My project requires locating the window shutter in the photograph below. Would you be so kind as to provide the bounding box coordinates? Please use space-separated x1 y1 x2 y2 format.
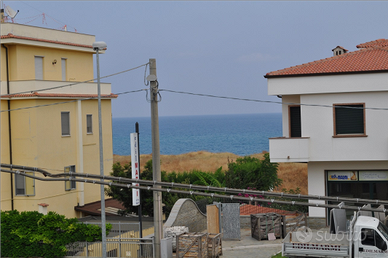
335 105 364 134
61 58 67 81
35 56 43 80
25 172 35 196
290 106 301 137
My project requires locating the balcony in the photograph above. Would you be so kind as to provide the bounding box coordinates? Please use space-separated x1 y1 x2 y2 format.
269 137 310 163
1 80 111 96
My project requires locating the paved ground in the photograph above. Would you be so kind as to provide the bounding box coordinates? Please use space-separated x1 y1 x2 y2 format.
221 228 282 258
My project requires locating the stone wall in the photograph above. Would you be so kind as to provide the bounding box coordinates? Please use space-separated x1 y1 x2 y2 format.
164 198 207 232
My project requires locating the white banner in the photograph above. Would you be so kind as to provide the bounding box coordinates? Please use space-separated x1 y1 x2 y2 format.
130 133 140 206
359 171 388 181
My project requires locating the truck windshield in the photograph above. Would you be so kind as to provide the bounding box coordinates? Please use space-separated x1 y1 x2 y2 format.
378 222 388 241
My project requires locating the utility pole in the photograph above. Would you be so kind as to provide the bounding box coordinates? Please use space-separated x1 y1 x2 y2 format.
148 59 163 258
93 41 107 258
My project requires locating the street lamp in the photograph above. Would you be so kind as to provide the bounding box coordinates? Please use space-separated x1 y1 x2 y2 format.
93 41 107 258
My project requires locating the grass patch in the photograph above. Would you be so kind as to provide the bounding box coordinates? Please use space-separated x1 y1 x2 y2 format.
114 151 308 194
271 253 287 258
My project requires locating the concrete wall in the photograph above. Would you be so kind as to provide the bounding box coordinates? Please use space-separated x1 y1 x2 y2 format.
164 198 207 232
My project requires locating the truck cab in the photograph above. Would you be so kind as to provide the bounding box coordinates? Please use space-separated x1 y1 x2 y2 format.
352 216 388 257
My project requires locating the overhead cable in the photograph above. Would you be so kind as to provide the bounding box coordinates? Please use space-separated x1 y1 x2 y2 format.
159 89 388 111
0 62 149 97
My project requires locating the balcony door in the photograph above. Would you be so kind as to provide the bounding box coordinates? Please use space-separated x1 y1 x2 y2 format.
289 105 301 137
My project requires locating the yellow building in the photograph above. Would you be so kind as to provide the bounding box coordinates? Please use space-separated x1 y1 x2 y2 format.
1 22 116 218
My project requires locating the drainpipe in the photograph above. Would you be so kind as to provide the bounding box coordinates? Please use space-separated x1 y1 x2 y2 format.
2 44 14 210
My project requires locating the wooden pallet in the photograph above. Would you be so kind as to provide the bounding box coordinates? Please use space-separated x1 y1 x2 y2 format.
207 233 222 258
176 232 208 258
251 212 284 240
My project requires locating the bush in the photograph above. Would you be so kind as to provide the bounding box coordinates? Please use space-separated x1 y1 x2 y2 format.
225 153 282 191
1 210 111 258
106 160 225 217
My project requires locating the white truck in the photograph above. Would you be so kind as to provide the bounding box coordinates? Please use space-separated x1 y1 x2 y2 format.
282 212 388 257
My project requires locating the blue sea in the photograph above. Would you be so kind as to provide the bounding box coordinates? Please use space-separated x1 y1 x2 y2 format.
112 113 282 156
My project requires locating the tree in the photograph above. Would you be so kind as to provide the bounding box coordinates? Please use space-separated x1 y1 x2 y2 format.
224 153 282 191
1 210 111 258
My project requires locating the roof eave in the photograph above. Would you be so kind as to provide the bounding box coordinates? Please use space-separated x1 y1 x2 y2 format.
264 69 388 79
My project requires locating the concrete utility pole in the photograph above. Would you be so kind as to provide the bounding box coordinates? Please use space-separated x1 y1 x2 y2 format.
93 41 107 258
149 59 163 258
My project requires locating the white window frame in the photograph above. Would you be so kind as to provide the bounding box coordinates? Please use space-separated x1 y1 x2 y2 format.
86 114 93 134
65 165 76 191
61 111 70 136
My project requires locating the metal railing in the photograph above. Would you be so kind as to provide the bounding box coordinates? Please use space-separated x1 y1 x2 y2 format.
66 222 154 258
66 238 154 258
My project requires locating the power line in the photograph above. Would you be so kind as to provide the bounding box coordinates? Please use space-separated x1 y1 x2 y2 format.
0 62 149 97
159 89 388 111
3 86 388 113
0 89 147 113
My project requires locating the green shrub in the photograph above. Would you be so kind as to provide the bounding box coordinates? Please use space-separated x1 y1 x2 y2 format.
225 153 282 191
1 210 111 258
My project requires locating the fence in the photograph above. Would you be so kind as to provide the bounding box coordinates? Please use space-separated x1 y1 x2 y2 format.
66 222 155 258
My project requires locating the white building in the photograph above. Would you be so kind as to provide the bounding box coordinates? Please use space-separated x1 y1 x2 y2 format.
265 39 388 220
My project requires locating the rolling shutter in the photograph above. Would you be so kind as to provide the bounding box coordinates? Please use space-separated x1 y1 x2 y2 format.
335 105 364 134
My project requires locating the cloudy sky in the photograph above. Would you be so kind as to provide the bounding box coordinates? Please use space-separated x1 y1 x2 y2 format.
4 1 388 118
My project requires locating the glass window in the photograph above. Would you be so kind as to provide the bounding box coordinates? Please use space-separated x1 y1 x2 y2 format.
15 172 35 196
334 104 365 135
61 112 70 136
65 165 76 190
289 105 301 137
86 114 93 134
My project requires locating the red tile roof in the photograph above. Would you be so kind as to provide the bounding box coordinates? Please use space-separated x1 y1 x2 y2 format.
356 39 388 48
265 39 388 78
1 92 118 99
1 33 95 49
240 204 298 216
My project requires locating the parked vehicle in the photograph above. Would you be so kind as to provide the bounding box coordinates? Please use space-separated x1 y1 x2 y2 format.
282 211 388 257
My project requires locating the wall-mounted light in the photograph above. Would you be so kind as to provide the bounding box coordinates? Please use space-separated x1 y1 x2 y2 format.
52 59 57 65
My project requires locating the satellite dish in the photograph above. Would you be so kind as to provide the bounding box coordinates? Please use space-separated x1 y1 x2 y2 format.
5 5 19 19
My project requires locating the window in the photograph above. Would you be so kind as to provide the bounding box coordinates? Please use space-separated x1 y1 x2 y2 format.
35 56 43 80
61 58 67 81
15 172 35 196
289 105 301 137
61 112 70 136
361 228 385 248
334 104 365 136
86 114 93 134
65 165 76 190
